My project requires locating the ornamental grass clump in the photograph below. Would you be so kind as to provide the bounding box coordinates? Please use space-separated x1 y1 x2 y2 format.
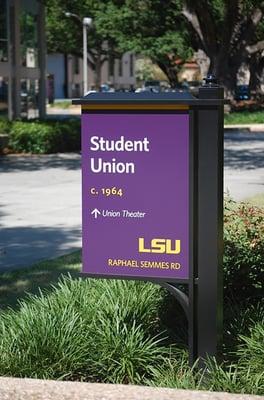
237 321 264 391
0 198 263 393
0 277 170 383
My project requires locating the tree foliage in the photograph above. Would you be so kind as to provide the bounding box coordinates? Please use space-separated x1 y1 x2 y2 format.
96 0 264 93
45 0 119 87
96 0 193 86
183 0 264 95
45 0 264 94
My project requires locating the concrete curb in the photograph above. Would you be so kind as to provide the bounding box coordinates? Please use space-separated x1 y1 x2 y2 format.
224 124 264 133
0 378 262 400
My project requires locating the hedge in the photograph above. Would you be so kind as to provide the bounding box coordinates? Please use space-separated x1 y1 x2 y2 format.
5 119 80 153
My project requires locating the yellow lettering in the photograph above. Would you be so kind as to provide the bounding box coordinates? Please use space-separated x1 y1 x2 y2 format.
151 239 166 253
138 238 181 255
166 240 181 254
139 237 151 253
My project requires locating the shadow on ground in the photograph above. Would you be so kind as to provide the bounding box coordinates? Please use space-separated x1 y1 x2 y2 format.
0 153 81 173
224 148 264 170
224 132 264 170
0 251 82 311
0 225 81 272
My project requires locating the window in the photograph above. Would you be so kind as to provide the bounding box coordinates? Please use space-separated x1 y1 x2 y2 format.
130 54 134 77
108 55 114 78
20 79 39 118
72 83 80 98
118 57 123 77
20 1 38 68
0 76 8 116
0 0 8 62
74 56 79 74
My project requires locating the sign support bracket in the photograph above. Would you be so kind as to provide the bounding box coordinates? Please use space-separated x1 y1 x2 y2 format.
158 282 189 318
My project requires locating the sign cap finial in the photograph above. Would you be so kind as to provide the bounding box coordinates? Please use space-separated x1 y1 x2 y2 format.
204 74 218 86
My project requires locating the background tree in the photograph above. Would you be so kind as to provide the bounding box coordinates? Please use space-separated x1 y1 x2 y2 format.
97 0 264 96
45 0 119 89
182 0 264 97
96 0 193 88
46 0 264 96
248 17 264 97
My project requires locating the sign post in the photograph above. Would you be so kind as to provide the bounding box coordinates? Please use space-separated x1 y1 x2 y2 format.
73 82 224 364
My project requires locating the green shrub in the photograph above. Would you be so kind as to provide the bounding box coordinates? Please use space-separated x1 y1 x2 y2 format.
56 119 81 152
0 118 11 134
9 121 57 153
8 119 80 153
224 111 264 125
224 198 264 298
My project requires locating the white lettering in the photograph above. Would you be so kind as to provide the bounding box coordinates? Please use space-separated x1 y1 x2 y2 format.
91 158 135 174
90 136 100 151
90 136 149 152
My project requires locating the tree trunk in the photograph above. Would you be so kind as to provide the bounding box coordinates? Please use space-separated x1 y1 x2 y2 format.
157 60 180 88
249 53 264 99
207 52 242 99
94 55 102 90
182 1 264 100
194 49 210 80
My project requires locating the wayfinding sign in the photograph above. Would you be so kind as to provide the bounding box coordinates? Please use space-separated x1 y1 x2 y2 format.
75 86 224 366
82 113 189 281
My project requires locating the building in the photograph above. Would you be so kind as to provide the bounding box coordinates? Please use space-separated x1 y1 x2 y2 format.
47 51 136 99
0 0 46 119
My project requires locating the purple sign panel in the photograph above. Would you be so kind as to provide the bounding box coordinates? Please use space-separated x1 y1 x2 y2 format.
82 113 189 280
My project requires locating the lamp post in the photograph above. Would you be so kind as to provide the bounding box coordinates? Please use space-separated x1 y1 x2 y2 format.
82 17 92 95
64 12 92 95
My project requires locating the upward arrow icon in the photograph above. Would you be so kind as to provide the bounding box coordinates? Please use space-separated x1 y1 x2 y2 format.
91 208 101 219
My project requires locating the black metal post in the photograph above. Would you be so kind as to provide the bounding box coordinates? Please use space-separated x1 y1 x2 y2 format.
188 109 198 366
196 77 224 361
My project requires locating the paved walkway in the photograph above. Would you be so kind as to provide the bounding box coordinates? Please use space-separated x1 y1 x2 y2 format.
0 131 263 272
224 131 264 200
0 153 81 271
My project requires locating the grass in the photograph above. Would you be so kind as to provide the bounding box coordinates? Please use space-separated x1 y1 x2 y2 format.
49 101 72 109
244 193 264 208
0 251 81 311
224 110 264 125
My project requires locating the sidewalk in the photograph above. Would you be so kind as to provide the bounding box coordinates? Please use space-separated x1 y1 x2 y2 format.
0 153 81 271
0 129 263 272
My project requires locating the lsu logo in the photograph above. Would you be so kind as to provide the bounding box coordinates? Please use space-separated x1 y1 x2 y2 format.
138 238 181 254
